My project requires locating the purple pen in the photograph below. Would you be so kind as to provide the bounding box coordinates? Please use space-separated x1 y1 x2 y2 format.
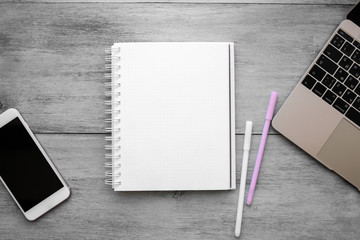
246 91 278 205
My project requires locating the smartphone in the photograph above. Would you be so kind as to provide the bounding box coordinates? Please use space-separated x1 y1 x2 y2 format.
0 108 70 221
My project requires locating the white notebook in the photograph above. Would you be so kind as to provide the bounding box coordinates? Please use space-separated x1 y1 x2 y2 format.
105 42 235 191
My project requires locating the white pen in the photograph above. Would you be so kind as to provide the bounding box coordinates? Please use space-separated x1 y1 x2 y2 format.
235 121 253 238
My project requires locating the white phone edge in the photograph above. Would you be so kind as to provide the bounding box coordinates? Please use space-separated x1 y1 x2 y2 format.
0 108 71 221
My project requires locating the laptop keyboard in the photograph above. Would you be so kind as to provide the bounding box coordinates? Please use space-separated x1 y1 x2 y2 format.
302 29 360 127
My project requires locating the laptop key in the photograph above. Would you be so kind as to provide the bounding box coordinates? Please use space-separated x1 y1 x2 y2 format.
343 90 356 104
322 74 336 88
333 82 346 96
339 56 353 70
353 97 360 111
331 34 345 49
354 40 360 49
322 90 337 105
338 29 353 42
333 98 349 114
334 68 348 82
302 75 316 89
349 63 360 78
341 42 355 56
312 82 326 97
355 85 360 95
309 65 326 81
317 55 338 74
351 50 360 64
323 44 342 62
345 107 360 127
344 75 359 90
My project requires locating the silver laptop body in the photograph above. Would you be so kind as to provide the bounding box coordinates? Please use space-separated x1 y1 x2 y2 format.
273 3 360 190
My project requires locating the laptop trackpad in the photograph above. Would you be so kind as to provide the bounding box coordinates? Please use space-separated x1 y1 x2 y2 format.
317 119 360 189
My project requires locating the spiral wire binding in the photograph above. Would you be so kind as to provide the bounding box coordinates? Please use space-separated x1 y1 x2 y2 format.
105 46 122 187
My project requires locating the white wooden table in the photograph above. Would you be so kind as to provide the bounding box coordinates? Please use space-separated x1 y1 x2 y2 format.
0 1 359 239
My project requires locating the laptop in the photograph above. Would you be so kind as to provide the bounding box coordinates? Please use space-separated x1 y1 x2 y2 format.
272 2 360 190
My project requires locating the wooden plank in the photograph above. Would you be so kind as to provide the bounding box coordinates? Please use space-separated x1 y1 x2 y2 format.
0 3 355 133
0 134 358 239
1 0 358 4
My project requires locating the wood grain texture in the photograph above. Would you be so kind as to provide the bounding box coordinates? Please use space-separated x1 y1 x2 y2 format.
1 2 360 239
2 0 358 4
0 3 357 133
0 134 358 240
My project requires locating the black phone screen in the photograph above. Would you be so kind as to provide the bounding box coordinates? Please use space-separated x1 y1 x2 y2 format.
347 2 360 27
0 117 63 212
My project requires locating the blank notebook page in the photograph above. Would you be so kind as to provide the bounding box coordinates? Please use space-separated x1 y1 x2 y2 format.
113 42 233 191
